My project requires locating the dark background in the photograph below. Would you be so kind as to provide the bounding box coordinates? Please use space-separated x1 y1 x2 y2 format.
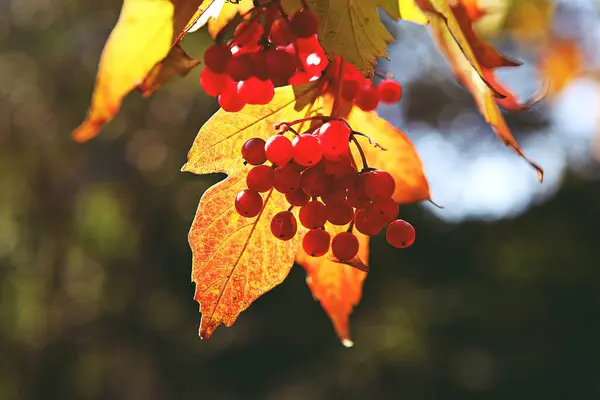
1 0 599 399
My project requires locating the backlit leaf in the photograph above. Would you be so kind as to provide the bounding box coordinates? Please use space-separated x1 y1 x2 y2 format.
139 44 201 97
283 0 400 76
398 0 428 25
296 224 369 346
73 0 205 142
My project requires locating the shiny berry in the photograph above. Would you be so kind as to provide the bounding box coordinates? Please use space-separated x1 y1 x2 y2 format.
326 199 354 226
302 229 331 257
331 232 359 261
292 134 322 167
235 189 263 218
355 83 380 111
386 219 415 248
285 189 310 206
200 67 233 96
265 135 293 165
204 44 232 73
299 200 328 229
271 211 297 240
246 165 274 192
378 78 403 104
318 121 351 161
363 169 395 201
290 9 319 38
273 163 302 193
242 137 267 165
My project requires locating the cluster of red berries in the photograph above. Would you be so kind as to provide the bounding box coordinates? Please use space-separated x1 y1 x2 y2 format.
200 5 327 112
340 63 404 112
234 117 416 263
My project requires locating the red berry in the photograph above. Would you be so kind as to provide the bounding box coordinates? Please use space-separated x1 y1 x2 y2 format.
292 134 322 167
234 21 264 47
271 211 297 240
226 54 253 81
285 189 310 206
290 9 319 38
341 78 360 101
378 78 403 104
318 121 351 161
265 135 293 165
355 83 380 111
204 44 232 73
242 137 267 165
354 208 385 236
347 180 369 209
265 49 297 81
302 229 331 257
218 89 245 112
238 77 274 105
301 166 332 197
363 170 395 201
321 186 346 205
326 199 354 226
246 165 274 192
269 18 295 46
386 219 415 248
200 67 233 96
323 159 356 179
273 163 302 193
365 197 398 224
235 189 263 218
299 200 328 229
331 232 359 261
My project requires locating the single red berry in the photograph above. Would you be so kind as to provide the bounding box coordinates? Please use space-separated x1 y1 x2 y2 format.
265 135 293 165
242 137 267 165
331 232 359 261
200 67 233 96
378 78 403 104
234 21 264 47
285 189 310 207
250 52 270 80
292 134 322 167
235 189 263 218
321 185 346 205
226 54 253 81
354 208 385 236
386 219 415 248
204 44 232 73
269 18 295 46
271 211 297 240
246 165 274 192
265 49 297 81
355 83 380 111
326 199 354 226
290 8 319 38
318 121 351 161
341 78 361 101
302 229 331 257
299 200 328 229
273 163 302 193
363 169 395 201
218 89 246 112
347 176 370 209
239 78 275 105
301 166 332 197
365 197 399 224
323 159 356 179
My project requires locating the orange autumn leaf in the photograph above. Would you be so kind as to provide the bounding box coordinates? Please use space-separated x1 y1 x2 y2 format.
73 0 206 143
539 38 582 98
296 224 369 347
139 44 201 97
417 0 544 180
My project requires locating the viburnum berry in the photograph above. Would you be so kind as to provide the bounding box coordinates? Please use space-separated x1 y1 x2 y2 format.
200 67 233 97
271 211 297 241
292 134 322 167
355 83 380 111
235 189 263 218
265 49 297 81
285 189 310 206
246 165 274 193
341 78 361 102
301 166 331 197
299 200 328 229
203 43 231 73
302 229 331 257
323 159 356 179
318 121 351 161
226 54 253 82
363 169 395 201
234 21 264 47
218 89 246 112
326 199 354 226
273 163 302 193
365 197 399 224
347 180 370 209
354 208 385 236
269 18 295 46
250 52 269 81
386 219 415 248
238 77 275 105
265 135 293 165
331 231 359 261
242 137 267 165
321 185 347 205
290 8 319 38
378 78 403 104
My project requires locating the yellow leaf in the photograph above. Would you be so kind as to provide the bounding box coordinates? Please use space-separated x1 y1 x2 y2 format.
282 0 400 76
207 0 254 38
73 0 205 143
398 0 428 25
139 44 201 97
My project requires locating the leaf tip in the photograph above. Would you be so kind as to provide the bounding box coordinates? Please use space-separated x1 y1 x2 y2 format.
72 119 102 143
341 338 354 348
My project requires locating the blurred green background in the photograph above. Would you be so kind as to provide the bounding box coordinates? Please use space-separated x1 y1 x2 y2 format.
1 0 600 399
